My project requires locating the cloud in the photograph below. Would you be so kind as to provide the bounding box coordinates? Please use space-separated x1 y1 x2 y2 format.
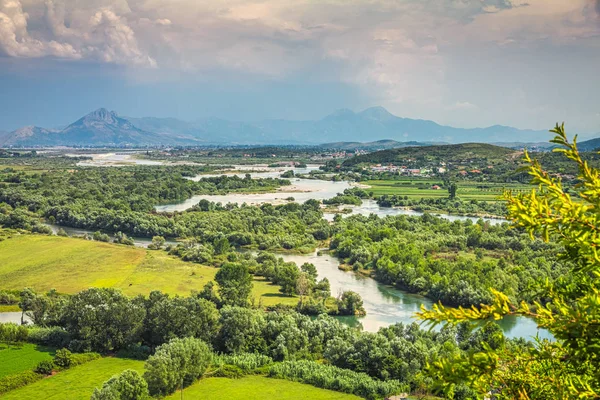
0 0 78 58
0 0 155 66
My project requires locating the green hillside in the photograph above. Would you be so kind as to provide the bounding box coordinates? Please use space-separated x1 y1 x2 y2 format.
342 143 515 167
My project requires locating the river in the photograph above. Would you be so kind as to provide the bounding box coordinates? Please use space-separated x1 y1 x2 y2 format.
276 250 551 340
26 159 548 339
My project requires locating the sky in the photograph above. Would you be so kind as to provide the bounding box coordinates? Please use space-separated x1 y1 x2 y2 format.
0 0 599 133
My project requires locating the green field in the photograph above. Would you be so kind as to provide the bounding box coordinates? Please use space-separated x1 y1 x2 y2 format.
363 179 530 200
0 344 55 379
165 376 362 400
0 235 296 306
1 357 144 400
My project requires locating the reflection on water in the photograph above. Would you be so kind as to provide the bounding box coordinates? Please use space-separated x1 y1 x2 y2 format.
277 250 552 340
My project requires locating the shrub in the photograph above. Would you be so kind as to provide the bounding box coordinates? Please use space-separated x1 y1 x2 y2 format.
34 360 54 375
215 353 273 372
144 337 213 397
91 369 149 400
0 290 18 305
27 326 71 348
268 360 407 400
0 371 43 394
53 348 73 368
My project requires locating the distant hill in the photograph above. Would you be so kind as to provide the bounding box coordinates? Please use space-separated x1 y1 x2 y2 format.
0 109 201 147
2 106 587 147
318 140 442 151
579 137 600 152
342 143 515 167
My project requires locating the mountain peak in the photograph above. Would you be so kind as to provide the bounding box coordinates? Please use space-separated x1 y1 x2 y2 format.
360 106 396 121
85 108 118 123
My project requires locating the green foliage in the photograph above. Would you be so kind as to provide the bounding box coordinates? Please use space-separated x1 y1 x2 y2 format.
418 124 600 398
330 211 562 307
91 369 149 400
143 337 213 397
335 291 365 316
34 360 54 375
61 288 146 353
53 348 73 368
142 291 220 348
215 263 253 307
0 370 43 394
0 323 28 347
268 360 407 400
27 326 71 348
217 307 267 354
215 353 273 372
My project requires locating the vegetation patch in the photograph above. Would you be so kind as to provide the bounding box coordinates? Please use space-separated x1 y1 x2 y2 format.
0 343 55 379
164 376 362 400
0 357 144 400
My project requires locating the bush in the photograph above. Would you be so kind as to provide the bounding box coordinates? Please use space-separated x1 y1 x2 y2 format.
53 348 73 368
27 326 71 348
268 360 406 400
91 369 149 400
0 371 43 394
144 337 213 397
34 360 54 375
215 353 273 372
0 290 18 305
70 352 101 366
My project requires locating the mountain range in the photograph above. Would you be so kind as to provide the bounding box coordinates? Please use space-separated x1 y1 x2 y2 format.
0 107 597 147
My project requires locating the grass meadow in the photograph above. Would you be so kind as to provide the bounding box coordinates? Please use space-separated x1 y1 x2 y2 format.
0 357 144 400
0 234 296 306
164 376 362 400
0 344 55 379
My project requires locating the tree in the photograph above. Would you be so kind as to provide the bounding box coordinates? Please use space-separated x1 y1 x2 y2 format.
448 182 458 199
61 288 145 352
213 237 230 255
314 278 331 303
143 291 220 348
418 124 600 398
336 291 366 316
296 272 312 305
215 263 253 307
273 262 300 296
144 337 212 397
217 306 266 354
91 369 149 400
300 262 318 282
197 281 220 305
148 236 165 250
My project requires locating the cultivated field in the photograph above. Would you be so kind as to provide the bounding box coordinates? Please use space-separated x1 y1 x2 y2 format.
363 178 530 200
